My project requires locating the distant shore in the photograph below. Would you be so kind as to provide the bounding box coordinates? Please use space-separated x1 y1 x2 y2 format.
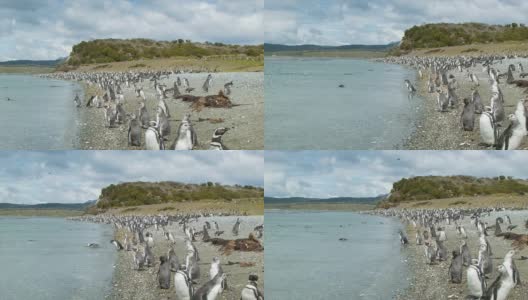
265 50 386 58
0 209 83 217
265 202 375 211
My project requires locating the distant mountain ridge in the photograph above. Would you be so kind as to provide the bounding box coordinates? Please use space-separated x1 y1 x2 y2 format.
0 58 65 67
0 200 96 210
265 195 386 204
264 42 398 53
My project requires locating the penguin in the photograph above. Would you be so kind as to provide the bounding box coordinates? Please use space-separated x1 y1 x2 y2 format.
144 245 154 267
437 227 447 242
515 99 528 135
172 114 198 150
138 101 150 129
436 240 448 261
503 249 520 286
74 94 81 107
156 107 171 141
424 242 437 265
491 93 505 123
104 105 117 128
209 257 227 291
146 232 154 248
415 232 423 245
174 265 193 300
168 247 180 272
145 123 164 150
460 240 472 267
232 218 241 236
478 243 493 275
436 89 449 112
203 225 211 242
449 250 463 283
469 73 480 86
447 86 458 107
399 230 409 245
192 273 226 300
132 247 145 270
209 127 230 150
202 74 213 93
467 259 487 299
158 256 171 289
494 217 504 236
158 96 171 118
472 89 484 114
115 102 127 124
128 114 142 147
110 239 124 250
484 264 515 300
186 252 200 282
461 98 476 131
224 81 233 95
497 114 524 150
480 107 498 146
240 274 264 300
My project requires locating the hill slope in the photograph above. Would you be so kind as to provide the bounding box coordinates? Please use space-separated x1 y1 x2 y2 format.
66 39 263 66
96 181 263 209
380 176 528 207
400 22 528 50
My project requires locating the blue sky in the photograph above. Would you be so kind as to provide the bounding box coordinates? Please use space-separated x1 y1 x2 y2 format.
0 151 263 204
265 0 528 45
265 151 528 198
0 0 263 61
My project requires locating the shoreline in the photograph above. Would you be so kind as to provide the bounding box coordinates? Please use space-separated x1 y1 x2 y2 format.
392 209 528 299
75 71 263 150
106 215 263 300
398 57 528 150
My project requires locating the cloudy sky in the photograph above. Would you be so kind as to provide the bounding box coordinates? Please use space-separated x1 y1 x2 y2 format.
265 151 528 198
265 0 528 45
0 0 263 61
0 151 263 204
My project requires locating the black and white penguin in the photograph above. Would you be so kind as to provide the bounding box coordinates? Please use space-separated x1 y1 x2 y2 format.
240 274 264 300
224 81 233 95
116 102 127 124
202 74 213 93
232 218 241 236
461 98 475 131
472 90 484 114
186 252 200 282
174 265 193 300
209 257 227 291
145 123 164 150
480 106 498 146
110 239 124 251
484 264 515 300
132 247 145 270
494 217 504 236
467 259 486 299
104 105 117 128
399 230 409 245
436 89 449 112
138 101 150 129
491 93 505 123
497 114 524 150
172 114 198 150
156 107 171 141
503 249 520 286
460 240 472 267
144 245 154 267
158 256 171 289
478 243 493 275
192 272 226 300
128 114 142 147
436 240 448 261
168 247 180 272
209 127 230 150
449 250 463 283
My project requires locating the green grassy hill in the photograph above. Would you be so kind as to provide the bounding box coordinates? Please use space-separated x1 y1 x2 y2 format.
399 23 528 50
65 39 263 66
378 176 528 208
96 181 263 209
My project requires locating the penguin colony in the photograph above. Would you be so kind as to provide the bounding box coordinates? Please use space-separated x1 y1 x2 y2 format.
385 55 528 149
369 207 528 299
42 71 238 150
72 214 264 300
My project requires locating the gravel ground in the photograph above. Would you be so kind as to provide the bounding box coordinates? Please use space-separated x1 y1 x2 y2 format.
77 72 263 150
108 215 264 300
396 210 528 300
404 58 528 150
